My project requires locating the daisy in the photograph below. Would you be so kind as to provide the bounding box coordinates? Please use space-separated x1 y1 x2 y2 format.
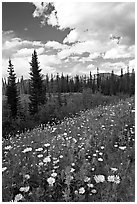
47 177 55 186
79 187 85 194
94 175 105 183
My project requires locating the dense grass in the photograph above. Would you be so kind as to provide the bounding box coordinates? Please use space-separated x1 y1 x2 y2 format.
2 96 135 202
2 91 130 138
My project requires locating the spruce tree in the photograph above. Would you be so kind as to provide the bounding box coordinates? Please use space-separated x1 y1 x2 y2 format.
29 50 45 115
6 59 19 119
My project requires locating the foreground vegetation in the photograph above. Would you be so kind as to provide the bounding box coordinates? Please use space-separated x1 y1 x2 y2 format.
2 96 135 202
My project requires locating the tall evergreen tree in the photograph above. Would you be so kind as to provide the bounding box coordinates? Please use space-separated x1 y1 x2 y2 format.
29 50 45 115
6 59 19 118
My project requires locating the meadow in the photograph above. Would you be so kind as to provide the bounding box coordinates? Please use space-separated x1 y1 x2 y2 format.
2 96 135 202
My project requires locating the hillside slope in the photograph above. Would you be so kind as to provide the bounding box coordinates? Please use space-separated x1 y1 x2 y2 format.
2 97 135 202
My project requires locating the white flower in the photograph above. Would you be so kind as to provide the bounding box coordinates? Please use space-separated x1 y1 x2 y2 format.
84 177 90 182
92 167 95 171
51 172 57 177
98 158 103 162
14 194 24 202
39 162 44 166
100 146 104 149
22 147 32 153
37 154 43 158
119 146 126 150
63 132 67 136
108 175 115 182
19 186 30 192
94 175 105 183
24 174 30 180
110 167 118 172
59 155 63 158
36 147 43 151
79 187 85 194
47 177 55 186
107 175 120 184
2 167 7 172
70 168 75 173
87 183 94 188
44 143 50 147
74 190 78 195
91 189 97 193
43 156 51 163
114 175 120 184
5 145 12 150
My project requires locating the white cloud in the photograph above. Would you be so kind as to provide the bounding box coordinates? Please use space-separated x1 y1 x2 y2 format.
104 45 135 59
32 2 135 46
39 54 61 66
13 47 45 58
63 29 79 43
45 41 68 50
129 59 135 69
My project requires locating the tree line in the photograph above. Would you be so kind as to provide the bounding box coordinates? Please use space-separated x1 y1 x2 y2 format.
2 50 135 138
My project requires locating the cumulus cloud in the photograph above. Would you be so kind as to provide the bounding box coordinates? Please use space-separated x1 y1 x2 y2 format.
2 31 45 59
104 45 135 59
32 2 135 46
45 41 68 50
2 31 61 78
13 47 45 58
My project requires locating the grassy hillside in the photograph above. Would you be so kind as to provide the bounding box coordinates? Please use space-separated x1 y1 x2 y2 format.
2 97 135 202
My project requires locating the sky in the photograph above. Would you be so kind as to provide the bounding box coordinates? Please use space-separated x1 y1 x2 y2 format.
2 2 135 79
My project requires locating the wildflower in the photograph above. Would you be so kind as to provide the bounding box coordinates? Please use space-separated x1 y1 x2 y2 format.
107 175 120 184
98 158 103 162
63 132 67 136
53 159 59 164
44 143 50 147
87 183 94 188
47 177 55 186
99 152 103 156
114 144 118 147
19 186 30 192
59 155 63 158
5 145 12 150
37 154 43 158
93 153 97 157
36 147 43 151
39 162 44 166
92 167 95 171
114 175 120 184
79 187 85 194
70 168 75 173
24 174 30 180
91 189 97 193
84 177 90 182
22 147 32 153
94 175 105 183
100 146 104 149
51 172 57 177
74 190 78 195
119 146 126 150
43 156 51 163
110 167 118 172
14 194 24 202
2 167 7 172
